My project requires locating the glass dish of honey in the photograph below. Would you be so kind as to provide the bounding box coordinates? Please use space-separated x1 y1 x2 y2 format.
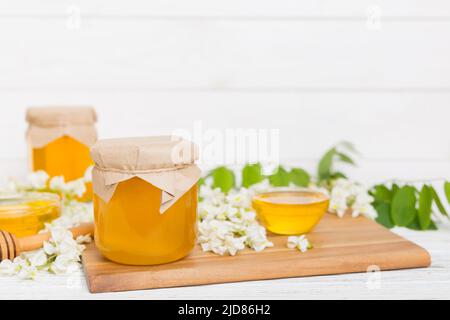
252 190 330 235
0 193 61 237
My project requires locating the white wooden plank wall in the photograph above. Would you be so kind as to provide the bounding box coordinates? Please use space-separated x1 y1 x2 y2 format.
0 0 449 185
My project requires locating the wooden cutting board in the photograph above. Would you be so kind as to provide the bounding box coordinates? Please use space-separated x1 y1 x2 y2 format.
82 214 431 293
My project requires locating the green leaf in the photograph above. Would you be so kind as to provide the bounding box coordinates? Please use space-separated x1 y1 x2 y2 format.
427 220 438 231
338 141 358 153
330 172 348 180
445 181 450 204
241 163 264 188
407 216 422 231
211 166 235 193
318 148 336 181
418 185 432 230
392 184 400 197
317 142 357 184
269 166 290 187
391 186 417 227
430 186 448 217
289 168 311 187
372 185 392 204
375 202 394 229
336 152 355 165
407 216 438 231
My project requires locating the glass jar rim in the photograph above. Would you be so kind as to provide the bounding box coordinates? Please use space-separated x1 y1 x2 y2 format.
0 192 61 216
252 189 330 206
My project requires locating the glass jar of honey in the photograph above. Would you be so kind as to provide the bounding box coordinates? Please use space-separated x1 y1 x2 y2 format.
0 192 61 237
91 136 201 266
26 107 98 201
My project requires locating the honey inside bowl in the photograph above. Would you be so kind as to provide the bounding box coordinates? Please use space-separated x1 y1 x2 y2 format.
252 190 329 235
0 193 61 237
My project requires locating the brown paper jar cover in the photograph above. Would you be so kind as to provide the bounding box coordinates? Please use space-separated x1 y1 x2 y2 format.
26 107 98 148
91 136 201 213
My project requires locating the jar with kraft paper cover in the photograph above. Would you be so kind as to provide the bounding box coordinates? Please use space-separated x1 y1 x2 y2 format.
26 107 97 201
91 136 201 266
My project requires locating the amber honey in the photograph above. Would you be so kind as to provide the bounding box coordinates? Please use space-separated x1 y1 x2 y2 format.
31 136 94 201
94 177 198 265
0 193 61 237
26 107 98 202
252 190 329 235
32 136 93 182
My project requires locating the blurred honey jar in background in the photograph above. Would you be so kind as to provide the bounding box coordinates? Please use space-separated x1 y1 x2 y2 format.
26 107 98 201
91 136 201 266
0 193 61 237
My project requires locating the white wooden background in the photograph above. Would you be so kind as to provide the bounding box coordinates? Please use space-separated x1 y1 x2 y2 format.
0 0 450 299
1 0 450 183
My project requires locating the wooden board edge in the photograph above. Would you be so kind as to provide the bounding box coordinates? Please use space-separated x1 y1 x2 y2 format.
84 247 432 294
86 265 433 294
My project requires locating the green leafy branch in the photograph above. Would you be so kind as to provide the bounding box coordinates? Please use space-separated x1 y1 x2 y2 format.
317 141 357 187
200 142 450 231
371 182 450 230
204 164 311 194
203 141 357 193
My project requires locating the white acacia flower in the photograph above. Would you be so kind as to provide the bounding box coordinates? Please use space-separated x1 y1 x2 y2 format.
50 254 80 275
223 236 246 256
200 185 226 206
76 234 93 244
246 224 274 252
17 264 38 280
0 259 20 276
287 235 312 253
198 183 274 256
329 178 377 219
65 179 86 198
83 166 94 183
352 202 377 219
0 171 94 280
226 189 252 209
43 241 57 256
49 176 66 192
50 227 74 243
57 238 81 260
26 250 48 267
28 171 49 189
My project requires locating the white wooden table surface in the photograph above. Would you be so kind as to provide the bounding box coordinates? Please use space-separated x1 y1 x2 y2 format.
1 211 449 300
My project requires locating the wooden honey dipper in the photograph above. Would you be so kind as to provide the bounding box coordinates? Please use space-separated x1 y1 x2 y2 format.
0 223 94 261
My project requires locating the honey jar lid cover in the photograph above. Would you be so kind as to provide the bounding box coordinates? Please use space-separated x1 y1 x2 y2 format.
26 107 97 148
91 136 201 213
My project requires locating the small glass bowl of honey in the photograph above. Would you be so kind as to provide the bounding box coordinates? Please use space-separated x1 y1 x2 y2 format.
0 192 61 237
252 190 330 235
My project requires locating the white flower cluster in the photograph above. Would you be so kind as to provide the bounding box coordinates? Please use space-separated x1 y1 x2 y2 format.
329 178 377 219
42 200 94 232
0 170 95 280
198 181 274 256
0 228 92 280
6 168 93 200
287 235 312 253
